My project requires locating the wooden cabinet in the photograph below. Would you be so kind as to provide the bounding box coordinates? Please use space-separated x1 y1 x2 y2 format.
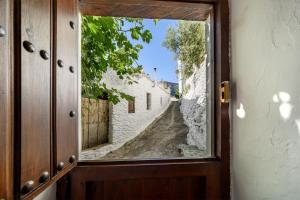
54 0 78 175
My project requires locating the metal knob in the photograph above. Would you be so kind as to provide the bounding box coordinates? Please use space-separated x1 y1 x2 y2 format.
57 162 64 171
40 50 49 60
57 59 64 68
39 171 50 183
21 180 34 194
69 21 75 29
69 66 74 73
69 111 76 118
23 41 35 53
0 25 6 37
69 155 76 163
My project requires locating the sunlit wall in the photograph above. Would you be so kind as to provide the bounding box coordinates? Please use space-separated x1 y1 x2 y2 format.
231 0 300 199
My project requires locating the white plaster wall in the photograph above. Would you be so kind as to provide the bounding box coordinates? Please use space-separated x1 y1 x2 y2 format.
177 60 183 95
34 183 56 200
80 70 171 159
231 0 300 199
109 71 171 145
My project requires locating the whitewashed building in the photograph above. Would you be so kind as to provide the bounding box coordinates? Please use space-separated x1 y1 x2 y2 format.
81 69 171 159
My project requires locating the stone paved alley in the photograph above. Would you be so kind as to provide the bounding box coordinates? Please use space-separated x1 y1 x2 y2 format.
102 101 189 159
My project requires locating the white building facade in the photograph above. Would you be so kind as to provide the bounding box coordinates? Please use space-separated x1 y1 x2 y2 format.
81 69 171 159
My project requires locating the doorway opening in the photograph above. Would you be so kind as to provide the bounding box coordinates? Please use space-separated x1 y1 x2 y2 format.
79 6 214 161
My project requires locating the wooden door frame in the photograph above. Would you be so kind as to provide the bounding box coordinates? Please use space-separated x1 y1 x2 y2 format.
73 0 230 199
0 0 230 199
0 0 13 199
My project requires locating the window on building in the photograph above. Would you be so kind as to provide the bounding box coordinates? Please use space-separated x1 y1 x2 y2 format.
146 93 151 110
128 98 135 113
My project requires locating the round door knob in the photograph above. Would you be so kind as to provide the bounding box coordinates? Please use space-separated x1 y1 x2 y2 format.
57 59 64 68
21 180 34 194
69 111 76 117
69 21 75 29
39 171 50 183
0 25 6 37
57 162 64 171
69 155 76 163
69 66 74 73
40 50 49 60
23 41 35 53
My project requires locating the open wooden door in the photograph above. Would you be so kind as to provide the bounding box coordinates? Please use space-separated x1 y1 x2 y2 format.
9 0 79 198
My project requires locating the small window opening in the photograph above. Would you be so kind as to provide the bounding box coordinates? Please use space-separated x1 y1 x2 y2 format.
128 98 135 113
146 93 151 110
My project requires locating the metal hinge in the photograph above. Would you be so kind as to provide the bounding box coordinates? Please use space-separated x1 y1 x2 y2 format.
220 81 231 103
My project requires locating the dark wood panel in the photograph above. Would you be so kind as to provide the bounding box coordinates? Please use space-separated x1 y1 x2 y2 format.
70 161 220 200
17 0 52 197
214 0 230 199
54 0 78 175
80 0 213 21
0 0 12 199
86 177 206 200
21 164 75 199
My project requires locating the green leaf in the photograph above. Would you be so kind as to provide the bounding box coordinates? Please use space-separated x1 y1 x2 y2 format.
130 29 139 40
81 16 155 103
163 21 205 78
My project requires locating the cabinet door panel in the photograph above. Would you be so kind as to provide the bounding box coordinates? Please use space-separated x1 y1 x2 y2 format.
54 0 78 175
19 0 51 196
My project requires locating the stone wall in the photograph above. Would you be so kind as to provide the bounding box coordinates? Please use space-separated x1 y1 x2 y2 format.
80 69 171 159
180 62 207 150
178 20 211 152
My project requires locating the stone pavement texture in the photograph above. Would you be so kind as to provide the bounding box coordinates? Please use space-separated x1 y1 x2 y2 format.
102 101 190 159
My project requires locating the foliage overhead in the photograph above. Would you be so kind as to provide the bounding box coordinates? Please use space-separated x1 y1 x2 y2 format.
81 16 154 104
163 21 206 78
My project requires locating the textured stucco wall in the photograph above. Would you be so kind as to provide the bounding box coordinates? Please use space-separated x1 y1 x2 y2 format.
81 70 171 159
231 0 300 199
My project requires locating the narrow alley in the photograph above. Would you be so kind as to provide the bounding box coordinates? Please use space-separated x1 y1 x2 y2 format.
102 101 189 159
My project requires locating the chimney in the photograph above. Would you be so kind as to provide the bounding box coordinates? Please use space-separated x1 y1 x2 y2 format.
152 67 157 87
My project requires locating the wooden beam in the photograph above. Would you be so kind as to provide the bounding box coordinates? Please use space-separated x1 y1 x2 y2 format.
80 0 213 21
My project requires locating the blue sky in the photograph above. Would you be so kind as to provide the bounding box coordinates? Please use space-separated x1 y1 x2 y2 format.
126 19 179 83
